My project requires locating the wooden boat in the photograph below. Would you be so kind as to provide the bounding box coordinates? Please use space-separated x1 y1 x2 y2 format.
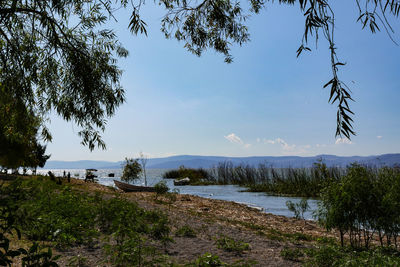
113 180 156 192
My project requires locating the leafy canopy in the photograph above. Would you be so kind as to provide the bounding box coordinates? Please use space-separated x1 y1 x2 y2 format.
121 158 142 183
1 0 399 149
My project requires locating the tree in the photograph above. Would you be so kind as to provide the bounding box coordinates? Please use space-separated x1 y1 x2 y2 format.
0 84 48 171
138 152 149 186
121 158 142 183
0 0 127 150
24 143 51 174
1 0 398 148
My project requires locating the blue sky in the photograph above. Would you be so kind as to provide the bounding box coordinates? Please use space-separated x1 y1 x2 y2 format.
47 1 400 161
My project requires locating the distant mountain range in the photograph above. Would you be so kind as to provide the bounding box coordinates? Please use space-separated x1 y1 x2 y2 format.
42 154 400 169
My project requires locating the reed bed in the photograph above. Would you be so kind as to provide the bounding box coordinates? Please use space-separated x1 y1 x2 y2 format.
205 161 344 197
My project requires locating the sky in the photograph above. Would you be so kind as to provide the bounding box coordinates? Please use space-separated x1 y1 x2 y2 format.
46 1 400 161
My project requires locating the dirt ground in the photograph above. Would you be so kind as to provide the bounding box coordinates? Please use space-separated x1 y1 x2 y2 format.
11 178 335 266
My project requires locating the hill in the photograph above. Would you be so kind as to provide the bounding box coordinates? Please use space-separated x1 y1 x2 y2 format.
42 154 400 169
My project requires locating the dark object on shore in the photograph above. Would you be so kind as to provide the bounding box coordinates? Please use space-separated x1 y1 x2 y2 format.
48 171 55 181
174 177 190 186
85 169 98 182
67 172 71 183
114 180 156 192
108 173 115 177
48 171 62 184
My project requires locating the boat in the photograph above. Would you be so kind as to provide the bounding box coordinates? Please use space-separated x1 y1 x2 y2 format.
174 177 190 186
113 180 156 192
108 173 115 177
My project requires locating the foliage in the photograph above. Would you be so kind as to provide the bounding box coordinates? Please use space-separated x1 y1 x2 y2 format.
1 0 399 151
286 198 310 220
194 253 227 267
159 0 400 138
155 181 170 196
0 86 50 170
0 0 129 150
20 242 60 267
206 161 342 197
66 255 89 267
121 158 142 183
280 247 304 262
216 235 250 255
0 176 172 266
163 166 210 184
175 225 197 238
317 164 400 249
304 244 400 267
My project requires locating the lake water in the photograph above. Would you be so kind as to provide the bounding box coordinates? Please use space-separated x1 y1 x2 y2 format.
37 168 319 220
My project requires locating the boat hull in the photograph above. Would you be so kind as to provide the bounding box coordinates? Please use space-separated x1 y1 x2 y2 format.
114 180 156 192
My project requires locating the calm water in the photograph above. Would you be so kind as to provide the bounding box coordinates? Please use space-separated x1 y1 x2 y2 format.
37 168 318 220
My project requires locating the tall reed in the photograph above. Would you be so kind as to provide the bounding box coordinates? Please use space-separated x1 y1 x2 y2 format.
206 161 344 197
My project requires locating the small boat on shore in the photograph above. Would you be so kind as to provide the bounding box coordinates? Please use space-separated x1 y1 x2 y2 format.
114 180 156 192
174 177 190 186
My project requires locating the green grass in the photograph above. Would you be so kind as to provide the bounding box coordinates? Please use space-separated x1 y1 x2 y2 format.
175 225 197 238
280 247 304 262
216 235 250 255
0 176 172 266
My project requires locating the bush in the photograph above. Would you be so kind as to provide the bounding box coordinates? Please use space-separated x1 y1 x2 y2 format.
175 225 197 238
317 164 400 249
155 181 169 196
280 247 304 261
286 198 309 220
304 244 400 267
0 176 172 266
216 235 250 255
194 253 226 267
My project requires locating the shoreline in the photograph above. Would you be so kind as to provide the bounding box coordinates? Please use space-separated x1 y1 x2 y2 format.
3 175 334 266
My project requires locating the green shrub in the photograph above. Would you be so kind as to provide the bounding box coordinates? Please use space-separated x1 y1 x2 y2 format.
280 247 303 261
194 253 226 267
286 198 309 220
216 235 250 255
20 242 61 267
304 244 400 267
0 176 173 266
175 225 197 238
316 164 398 249
155 181 169 196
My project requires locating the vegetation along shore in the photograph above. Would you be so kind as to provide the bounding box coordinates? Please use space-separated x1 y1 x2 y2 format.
2 166 400 266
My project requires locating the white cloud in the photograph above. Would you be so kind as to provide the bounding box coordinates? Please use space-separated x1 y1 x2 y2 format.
224 133 243 144
262 137 311 154
335 138 353 145
263 139 276 144
263 138 295 151
377 136 383 139
224 133 251 149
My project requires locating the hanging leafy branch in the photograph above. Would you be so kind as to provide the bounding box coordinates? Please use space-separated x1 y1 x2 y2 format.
279 0 399 139
1 0 399 152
